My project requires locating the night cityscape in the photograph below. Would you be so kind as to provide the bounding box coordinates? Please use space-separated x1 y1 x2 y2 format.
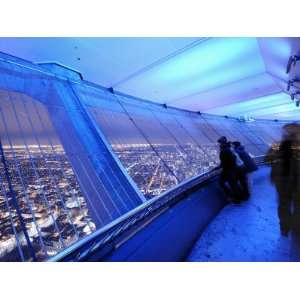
113 143 219 199
0 126 276 261
0 144 95 261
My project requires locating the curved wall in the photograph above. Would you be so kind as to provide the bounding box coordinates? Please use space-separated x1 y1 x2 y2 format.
0 51 297 261
73 82 290 200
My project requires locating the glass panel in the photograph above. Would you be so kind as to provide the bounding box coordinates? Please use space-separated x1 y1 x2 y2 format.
171 111 218 170
86 93 176 199
246 121 275 146
150 108 208 177
0 89 96 261
77 84 289 201
120 100 190 183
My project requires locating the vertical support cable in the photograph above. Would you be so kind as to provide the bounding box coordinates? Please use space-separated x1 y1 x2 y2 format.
21 97 80 241
0 132 37 261
67 82 140 211
9 93 66 251
0 107 48 257
32 100 94 232
171 113 217 165
115 95 181 185
0 173 25 261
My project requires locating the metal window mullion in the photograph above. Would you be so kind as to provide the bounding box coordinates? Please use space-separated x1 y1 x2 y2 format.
116 97 180 185
230 120 263 154
21 99 80 241
0 138 37 261
193 116 217 144
172 114 217 166
106 99 167 197
72 155 114 221
56 112 118 221
167 113 214 173
64 154 105 226
0 171 25 261
244 122 270 148
199 116 230 163
171 115 207 167
241 123 270 154
32 101 94 233
199 121 220 161
90 109 133 212
90 107 141 210
85 144 125 215
222 120 262 153
96 108 149 200
9 95 66 250
102 109 147 208
200 115 222 139
147 108 191 165
47 107 114 223
190 116 220 165
118 98 181 185
147 109 206 181
255 123 276 145
59 88 125 216
175 115 213 160
68 85 138 212
81 92 146 205
0 108 47 259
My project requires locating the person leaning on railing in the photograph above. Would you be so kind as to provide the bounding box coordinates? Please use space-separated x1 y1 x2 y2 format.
217 136 243 204
232 141 258 199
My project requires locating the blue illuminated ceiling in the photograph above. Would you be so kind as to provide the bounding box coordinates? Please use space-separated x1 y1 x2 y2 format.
0 37 299 120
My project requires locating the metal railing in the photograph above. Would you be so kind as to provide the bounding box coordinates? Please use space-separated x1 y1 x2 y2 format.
49 155 268 262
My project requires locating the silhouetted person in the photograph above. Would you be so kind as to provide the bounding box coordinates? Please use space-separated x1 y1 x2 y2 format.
232 141 258 199
268 123 300 248
232 141 258 173
218 136 242 204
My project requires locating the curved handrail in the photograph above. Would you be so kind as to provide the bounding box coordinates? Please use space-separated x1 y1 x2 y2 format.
49 155 268 262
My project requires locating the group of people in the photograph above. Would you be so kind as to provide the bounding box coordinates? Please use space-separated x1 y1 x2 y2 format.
217 136 258 205
217 123 300 239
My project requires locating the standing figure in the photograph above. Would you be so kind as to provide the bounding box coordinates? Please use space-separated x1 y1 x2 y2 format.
217 136 242 204
232 141 258 199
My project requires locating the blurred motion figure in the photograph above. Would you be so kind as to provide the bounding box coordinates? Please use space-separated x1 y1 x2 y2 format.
269 123 300 239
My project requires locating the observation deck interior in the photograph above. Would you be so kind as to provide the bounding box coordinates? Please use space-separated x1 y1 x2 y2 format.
98 164 300 262
188 166 300 262
0 38 299 262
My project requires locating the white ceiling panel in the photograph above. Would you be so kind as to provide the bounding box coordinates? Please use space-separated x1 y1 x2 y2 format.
168 73 281 111
0 37 299 120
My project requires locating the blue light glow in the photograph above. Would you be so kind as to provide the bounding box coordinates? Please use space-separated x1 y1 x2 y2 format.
171 73 280 111
116 38 266 103
205 92 293 117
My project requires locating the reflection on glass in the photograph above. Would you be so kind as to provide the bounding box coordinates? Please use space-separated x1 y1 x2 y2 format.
84 90 289 202
0 90 95 261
